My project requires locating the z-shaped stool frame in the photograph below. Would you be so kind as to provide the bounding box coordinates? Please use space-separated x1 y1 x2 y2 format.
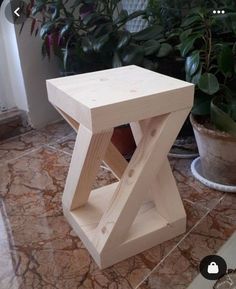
47 65 194 269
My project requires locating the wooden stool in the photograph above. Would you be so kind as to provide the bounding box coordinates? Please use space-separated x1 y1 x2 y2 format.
47 65 194 269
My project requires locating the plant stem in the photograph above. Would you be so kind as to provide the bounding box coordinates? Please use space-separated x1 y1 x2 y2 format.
204 17 212 72
207 25 212 72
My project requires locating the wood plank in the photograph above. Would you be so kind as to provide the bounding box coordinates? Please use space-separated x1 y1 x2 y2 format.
55 106 79 132
93 108 189 253
153 159 186 222
62 125 113 210
131 119 186 223
47 65 194 132
103 143 127 179
63 182 185 268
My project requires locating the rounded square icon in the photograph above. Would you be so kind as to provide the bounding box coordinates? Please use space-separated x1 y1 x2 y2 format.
200 255 227 280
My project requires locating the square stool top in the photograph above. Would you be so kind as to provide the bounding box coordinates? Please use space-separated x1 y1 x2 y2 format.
47 65 194 132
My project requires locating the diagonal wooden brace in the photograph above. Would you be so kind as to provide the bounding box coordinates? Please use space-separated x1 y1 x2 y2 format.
55 106 128 181
94 109 189 255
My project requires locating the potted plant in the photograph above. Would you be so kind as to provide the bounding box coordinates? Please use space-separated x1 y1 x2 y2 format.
24 0 174 73
179 5 236 186
146 0 200 157
24 0 174 158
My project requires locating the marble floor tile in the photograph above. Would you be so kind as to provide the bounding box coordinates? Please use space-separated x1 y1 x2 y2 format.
0 148 207 289
138 203 236 289
0 147 70 214
112 200 208 289
0 141 209 289
0 147 117 214
172 158 224 209
47 132 76 155
37 120 73 143
0 120 72 163
0 147 119 289
0 127 235 289
212 193 236 221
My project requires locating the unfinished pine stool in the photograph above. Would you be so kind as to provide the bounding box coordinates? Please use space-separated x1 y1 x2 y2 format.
46 65 194 269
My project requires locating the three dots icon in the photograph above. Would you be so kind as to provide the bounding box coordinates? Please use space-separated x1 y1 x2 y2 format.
213 10 225 14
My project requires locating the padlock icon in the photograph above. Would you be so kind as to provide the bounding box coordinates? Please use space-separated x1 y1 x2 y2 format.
207 262 219 274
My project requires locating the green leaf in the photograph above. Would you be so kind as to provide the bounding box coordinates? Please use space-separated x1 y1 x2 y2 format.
81 37 93 53
132 25 164 41
156 43 172 58
93 23 112 38
185 51 200 76
83 13 108 27
166 28 182 41
40 22 54 39
117 31 131 50
217 45 234 75
191 64 202 84
31 2 45 16
181 14 202 27
121 45 144 65
60 22 72 38
143 40 160 56
114 9 128 24
112 52 123 68
93 34 110 52
198 73 220 95
180 29 192 42
116 10 146 26
62 37 71 71
125 10 146 22
211 97 236 136
179 33 201 57
52 6 60 20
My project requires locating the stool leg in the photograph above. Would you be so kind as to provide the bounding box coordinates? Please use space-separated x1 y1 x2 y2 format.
131 120 186 223
93 109 190 263
153 160 186 223
63 125 113 210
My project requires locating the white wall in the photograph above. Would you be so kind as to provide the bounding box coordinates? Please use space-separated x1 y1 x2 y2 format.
0 54 12 110
14 20 61 128
0 0 61 128
0 0 28 111
0 38 13 110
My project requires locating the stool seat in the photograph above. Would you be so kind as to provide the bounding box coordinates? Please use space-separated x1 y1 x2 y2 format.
47 65 193 132
47 65 194 269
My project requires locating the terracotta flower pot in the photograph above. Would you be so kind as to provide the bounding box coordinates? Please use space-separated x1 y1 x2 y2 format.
111 125 136 160
190 114 236 186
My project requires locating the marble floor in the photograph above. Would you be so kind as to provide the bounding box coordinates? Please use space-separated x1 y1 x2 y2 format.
0 120 235 289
